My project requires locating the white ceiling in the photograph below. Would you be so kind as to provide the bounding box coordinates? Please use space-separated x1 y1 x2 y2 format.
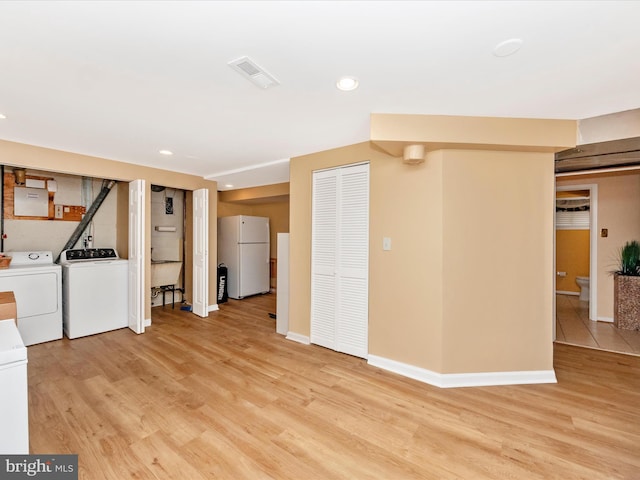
0 1 639 190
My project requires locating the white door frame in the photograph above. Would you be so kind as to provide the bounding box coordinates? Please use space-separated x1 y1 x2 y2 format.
554 183 598 329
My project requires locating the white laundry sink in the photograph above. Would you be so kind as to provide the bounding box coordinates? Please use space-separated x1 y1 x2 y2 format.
151 261 182 288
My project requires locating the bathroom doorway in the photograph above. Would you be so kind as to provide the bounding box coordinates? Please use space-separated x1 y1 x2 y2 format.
554 183 598 341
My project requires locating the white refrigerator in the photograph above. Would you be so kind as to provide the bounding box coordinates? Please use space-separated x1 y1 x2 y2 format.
218 215 270 299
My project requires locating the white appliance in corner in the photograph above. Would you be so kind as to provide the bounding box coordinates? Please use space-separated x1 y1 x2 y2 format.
218 215 270 299
0 319 29 454
276 233 289 335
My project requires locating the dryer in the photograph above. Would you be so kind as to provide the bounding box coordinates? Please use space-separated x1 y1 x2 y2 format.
0 251 62 346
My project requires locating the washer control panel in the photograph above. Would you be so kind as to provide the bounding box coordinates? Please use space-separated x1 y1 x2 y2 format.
61 248 119 262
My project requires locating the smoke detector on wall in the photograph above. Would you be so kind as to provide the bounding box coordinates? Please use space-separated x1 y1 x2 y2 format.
228 56 280 89
403 144 426 165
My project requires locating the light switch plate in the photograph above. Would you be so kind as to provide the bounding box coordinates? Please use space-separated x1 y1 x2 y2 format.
383 237 392 251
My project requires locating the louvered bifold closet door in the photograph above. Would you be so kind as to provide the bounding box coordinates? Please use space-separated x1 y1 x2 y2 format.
311 163 369 359
336 164 369 358
311 169 338 350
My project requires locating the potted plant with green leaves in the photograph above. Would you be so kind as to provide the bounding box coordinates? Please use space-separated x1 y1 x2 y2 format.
613 240 640 331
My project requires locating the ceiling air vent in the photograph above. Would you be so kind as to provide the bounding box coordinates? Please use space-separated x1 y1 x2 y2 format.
228 56 280 89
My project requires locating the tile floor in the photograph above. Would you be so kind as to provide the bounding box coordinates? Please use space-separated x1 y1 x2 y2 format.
555 293 640 356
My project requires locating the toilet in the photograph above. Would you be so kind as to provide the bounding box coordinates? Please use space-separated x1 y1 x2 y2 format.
576 276 590 302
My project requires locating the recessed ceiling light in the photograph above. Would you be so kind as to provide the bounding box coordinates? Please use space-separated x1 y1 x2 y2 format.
493 38 524 57
336 76 359 91
0 113 6 119
224 184 234 188
159 149 173 156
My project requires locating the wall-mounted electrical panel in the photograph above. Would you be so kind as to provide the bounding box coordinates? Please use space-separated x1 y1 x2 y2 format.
13 187 49 217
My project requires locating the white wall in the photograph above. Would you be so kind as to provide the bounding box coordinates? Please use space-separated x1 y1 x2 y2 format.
578 108 640 144
150 187 184 261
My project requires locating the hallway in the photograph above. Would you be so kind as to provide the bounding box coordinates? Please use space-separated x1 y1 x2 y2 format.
555 294 640 356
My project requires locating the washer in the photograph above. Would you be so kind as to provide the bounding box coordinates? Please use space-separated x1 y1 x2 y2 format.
60 248 129 339
0 251 62 346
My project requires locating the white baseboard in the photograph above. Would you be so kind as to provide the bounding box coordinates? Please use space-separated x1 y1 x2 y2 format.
597 316 614 323
144 318 151 327
556 290 579 296
208 304 219 313
368 355 442 385
286 332 310 345
367 354 557 388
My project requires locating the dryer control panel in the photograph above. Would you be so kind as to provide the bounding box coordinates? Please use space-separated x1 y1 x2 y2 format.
2 251 54 266
60 248 119 262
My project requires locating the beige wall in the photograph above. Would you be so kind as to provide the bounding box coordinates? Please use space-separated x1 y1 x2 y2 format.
371 113 576 157
290 141 557 375
217 200 246 218
557 172 640 320
440 150 555 373
0 139 218 320
218 182 289 203
252 202 289 258
369 148 445 371
116 182 129 259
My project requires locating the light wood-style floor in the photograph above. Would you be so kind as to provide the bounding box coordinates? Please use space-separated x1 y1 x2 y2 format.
556 294 640 356
28 294 640 479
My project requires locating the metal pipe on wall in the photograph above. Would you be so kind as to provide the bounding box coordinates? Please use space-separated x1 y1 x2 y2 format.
54 179 116 263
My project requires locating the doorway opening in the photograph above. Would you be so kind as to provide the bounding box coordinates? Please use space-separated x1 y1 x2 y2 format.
554 183 600 348
150 185 186 309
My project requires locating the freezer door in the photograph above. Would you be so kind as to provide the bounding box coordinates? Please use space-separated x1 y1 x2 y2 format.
0 319 26 365
239 216 270 243
0 319 28 454
238 243 270 298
